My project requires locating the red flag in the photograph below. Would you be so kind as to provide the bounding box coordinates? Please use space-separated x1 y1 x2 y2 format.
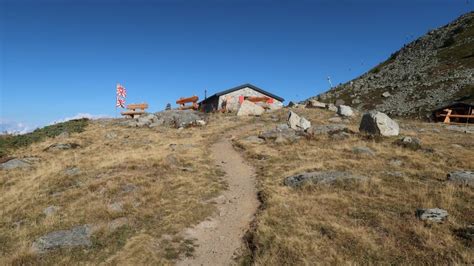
116 84 127 98
116 97 125 108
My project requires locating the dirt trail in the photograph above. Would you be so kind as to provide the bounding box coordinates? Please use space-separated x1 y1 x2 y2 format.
177 132 259 266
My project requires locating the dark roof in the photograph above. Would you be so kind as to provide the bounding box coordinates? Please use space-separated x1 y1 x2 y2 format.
432 100 474 112
200 83 285 104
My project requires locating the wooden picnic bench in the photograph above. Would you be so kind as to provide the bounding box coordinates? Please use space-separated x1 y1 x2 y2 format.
440 108 474 124
121 103 149 118
176 96 199 110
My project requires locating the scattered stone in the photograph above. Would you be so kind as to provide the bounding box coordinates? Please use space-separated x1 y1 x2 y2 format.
306 99 326 108
337 105 354 117
328 117 342 123
105 131 118 139
284 171 367 188
65 167 81 176
445 125 474 134
122 184 137 193
259 127 299 143
447 170 474 186
305 124 348 135
416 208 448 223
148 119 165 128
43 206 60 216
243 136 265 144
108 217 129 231
31 225 92 253
382 91 392 98
287 111 311 130
0 158 32 170
237 100 265 116
352 146 375 156
389 159 403 167
454 224 474 242
195 120 206 126
395 136 422 150
330 131 352 140
108 202 123 212
45 143 80 151
327 103 338 112
359 110 400 136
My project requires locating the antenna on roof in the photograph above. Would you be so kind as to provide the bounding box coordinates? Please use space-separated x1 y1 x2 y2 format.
204 89 207 99
327 76 333 89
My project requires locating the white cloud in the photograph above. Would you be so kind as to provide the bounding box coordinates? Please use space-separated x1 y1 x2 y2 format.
50 113 111 125
0 119 35 135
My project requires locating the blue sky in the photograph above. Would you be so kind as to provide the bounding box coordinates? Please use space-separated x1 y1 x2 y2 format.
0 0 472 132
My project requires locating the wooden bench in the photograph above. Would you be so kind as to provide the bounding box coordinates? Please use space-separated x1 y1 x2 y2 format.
121 103 149 118
441 108 474 124
176 96 199 110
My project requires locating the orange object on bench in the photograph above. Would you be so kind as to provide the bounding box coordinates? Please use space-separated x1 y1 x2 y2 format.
121 103 149 118
442 108 474 124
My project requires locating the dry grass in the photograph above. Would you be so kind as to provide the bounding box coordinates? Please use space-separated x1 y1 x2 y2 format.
235 108 474 264
0 115 241 265
1 109 473 265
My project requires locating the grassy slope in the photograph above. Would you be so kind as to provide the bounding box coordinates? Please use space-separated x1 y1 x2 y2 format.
235 108 473 264
0 116 241 265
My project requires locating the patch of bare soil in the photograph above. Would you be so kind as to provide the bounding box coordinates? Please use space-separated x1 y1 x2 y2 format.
177 133 259 265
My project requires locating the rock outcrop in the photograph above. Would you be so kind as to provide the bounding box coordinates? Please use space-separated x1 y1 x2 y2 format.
359 111 400 136
237 100 265 116
284 171 367 188
306 12 474 118
287 111 311 130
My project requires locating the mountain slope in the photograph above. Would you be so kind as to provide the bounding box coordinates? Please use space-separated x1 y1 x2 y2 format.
313 11 474 118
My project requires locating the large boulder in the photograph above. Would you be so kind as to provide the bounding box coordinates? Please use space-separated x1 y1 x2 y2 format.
284 171 367 188
0 158 32 170
359 110 400 136
237 100 265 116
155 110 207 128
259 125 300 143
305 124 348 135
395 136 422 150
31 225 92 253
337 105 354 117
447 170 474 186
306 100 326 109
287 111 311 130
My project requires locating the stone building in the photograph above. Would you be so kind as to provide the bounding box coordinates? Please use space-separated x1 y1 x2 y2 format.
199 83 284 112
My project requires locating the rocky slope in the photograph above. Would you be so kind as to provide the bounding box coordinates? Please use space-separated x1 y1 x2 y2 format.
310 11 474 118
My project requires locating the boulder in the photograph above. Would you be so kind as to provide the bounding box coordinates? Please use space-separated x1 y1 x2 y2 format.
395 136 422 150
287 111 311 130
382 91 392 98
259 127 299 143
337 105 354 117
237 100 265 116
352 146 375 156
305 124 348 135
415 208 448 223
105 131 118 139
447 170 474 186
306 100 326 109
327 103 338 112
446 125 474 134
31 225 92 253
65 167 81 176
45 143 80 151
154 110 207 128
284 171 367 188
0 158 32 170
359 110 400 136
43 206 60 216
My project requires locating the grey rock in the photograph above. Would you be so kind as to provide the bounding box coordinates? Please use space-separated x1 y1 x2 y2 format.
148 118 165 128
31 225 92 253
359 110 400 136
337 105 354 117
65 167 81 176
108 202 123 212
43 206 59 216
352 146 375 156
306 99 326 109
306 124 348 135
328 117 343 123
447 170 474 186
243 136 265 144
122 184 137 193
154 110 207 128
327 103 338 112
395 136 422 150
237 100 265 116
45 143 80 151
259 127 299 143
108 217 129 231
382 91 392 98
416 208 448 223
389 159 403 167
105 132 118 139
330 131 352 140
284 171 367 188
445 125 474 134
0 158 32 170
287 111 311 130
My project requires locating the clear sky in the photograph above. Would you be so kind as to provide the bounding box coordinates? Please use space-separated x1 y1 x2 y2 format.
0 0 472 132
